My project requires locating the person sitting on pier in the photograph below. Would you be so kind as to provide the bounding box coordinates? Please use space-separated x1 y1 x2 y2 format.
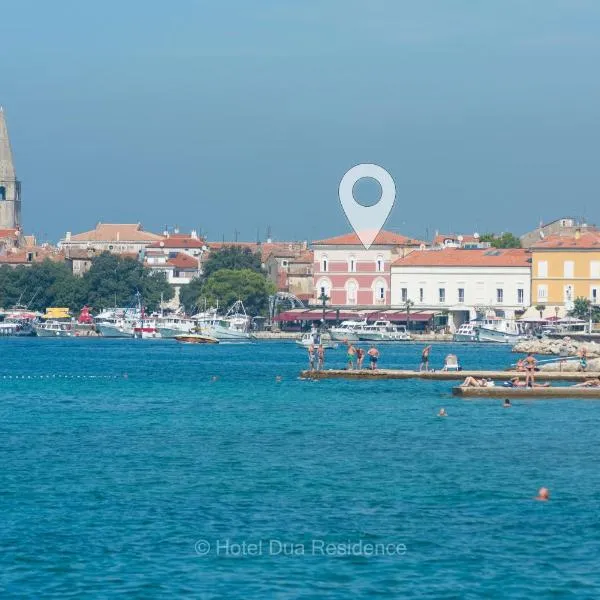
515 359 526 372
367 345 380 370
573 377 600 388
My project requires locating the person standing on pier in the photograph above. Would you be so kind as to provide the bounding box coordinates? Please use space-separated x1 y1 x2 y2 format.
578 346 588 372
420 345 432 372
317 344 325 371
308 344 316 371
346 342 356 370
356 346 365 370
368 345 380 370
524 353 537 387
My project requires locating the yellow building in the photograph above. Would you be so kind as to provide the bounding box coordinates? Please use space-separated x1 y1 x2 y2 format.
530 231 600 311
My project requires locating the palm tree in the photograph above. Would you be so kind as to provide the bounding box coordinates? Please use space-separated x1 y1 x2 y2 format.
535 304 546 319
404 299 414 332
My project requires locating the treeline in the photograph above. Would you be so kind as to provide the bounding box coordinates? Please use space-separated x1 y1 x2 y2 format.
0 246 276 316
0 253 172 312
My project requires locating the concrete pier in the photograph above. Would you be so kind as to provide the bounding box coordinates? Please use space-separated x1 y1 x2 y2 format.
300 369 600 382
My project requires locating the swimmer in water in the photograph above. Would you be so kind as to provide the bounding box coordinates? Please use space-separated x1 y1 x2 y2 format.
503 398 511 408
535 487 550 501
275 375 282 383
438 408 447 417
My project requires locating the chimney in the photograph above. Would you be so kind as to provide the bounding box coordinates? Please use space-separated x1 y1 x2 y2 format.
66 231 71 241
191 229 198 240
575 228 581 240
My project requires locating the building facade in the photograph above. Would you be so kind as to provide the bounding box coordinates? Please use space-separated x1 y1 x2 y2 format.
530 231 600 310
520 217 597 249
0 107 21 230
312 231 424 306
59 223 164 255
391 248 531 331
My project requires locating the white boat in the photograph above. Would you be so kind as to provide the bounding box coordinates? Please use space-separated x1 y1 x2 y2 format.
96 316 135 338
329 320 361 342
475 317 528 344
133 318 162 339
453 322 478 342
295 331 338 349
194 301 254 342
356 321 412 342
156 314 196 338
35 320 76 337
0 318 37 337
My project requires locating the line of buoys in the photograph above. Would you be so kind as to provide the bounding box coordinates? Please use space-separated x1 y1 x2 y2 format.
1 374 122 380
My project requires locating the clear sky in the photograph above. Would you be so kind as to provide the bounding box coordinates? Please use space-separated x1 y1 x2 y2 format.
2 0 600 243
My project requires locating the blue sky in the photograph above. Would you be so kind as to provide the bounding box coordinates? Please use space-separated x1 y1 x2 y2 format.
2 0 600 243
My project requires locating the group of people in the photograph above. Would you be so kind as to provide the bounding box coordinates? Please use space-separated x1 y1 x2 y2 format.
307 344 325 372
345 342 380 370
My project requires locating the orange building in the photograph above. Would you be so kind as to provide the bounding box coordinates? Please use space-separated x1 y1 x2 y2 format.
530 231 600 311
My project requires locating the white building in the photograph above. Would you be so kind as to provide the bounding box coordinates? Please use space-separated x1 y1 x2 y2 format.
391 248 531 331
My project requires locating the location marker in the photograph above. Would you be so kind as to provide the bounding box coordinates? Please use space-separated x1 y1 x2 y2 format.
339 164 396 249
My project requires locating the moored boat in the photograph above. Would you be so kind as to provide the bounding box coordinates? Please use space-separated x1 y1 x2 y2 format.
295 331 338 349
329 320 361 342
356 321 411 342
35 320 76 337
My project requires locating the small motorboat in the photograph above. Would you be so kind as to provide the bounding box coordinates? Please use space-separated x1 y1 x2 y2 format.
175 332 220 344
295 331 338 349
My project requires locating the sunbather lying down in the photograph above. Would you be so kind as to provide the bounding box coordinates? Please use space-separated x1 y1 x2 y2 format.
573 378 600 388
460 377 494 387
505 377 550 388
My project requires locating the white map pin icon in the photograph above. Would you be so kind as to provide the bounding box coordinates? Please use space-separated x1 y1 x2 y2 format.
339 164 396 249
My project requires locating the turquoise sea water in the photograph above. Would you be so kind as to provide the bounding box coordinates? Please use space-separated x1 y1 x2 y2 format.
1 339 600 598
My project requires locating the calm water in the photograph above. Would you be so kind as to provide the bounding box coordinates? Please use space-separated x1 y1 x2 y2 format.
1 339 599 598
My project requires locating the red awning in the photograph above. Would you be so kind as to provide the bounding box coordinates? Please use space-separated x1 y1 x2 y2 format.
274 310 361 322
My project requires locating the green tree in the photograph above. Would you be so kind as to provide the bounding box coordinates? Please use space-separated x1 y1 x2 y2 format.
179 277 205 313
202 268 276 316
479 232 522 248
534 304 546 319
82 253 173 312
202 246 263 278
570 297 600 322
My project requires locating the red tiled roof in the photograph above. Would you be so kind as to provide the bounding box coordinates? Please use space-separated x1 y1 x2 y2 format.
291 251 314 263
313 230 424 247
68 223 163 243
207 241 305 261
166 252 199 269
392 248 530 267
0 228 19 239
148 237 205 249
530 232 600 249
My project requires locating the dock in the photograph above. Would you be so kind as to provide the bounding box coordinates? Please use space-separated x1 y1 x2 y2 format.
300 369 600 382
453 386 600 399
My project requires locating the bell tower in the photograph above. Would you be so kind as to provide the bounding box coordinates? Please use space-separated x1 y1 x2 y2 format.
0 106 22 230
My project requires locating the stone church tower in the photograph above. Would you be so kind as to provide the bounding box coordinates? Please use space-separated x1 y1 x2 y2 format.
0 106 22 230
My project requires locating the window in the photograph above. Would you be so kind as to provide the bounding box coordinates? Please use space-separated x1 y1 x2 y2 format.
0 186 5 200
321 256 328 272
537 284 548 300
379 286 385 300
346 281 357 305
439 288 446 303
591 261 600 278
591 287 599 304
419 288 424 302
457 288 465 303
564 285 573 303
564 261 574 278
281 260 288 267
348 257 356 273
401 288 408 303
517 288 524 304
496 288 504 303
538 261 548 278
376 256 384 272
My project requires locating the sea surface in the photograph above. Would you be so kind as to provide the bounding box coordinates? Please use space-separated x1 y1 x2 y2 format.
1 339 599 599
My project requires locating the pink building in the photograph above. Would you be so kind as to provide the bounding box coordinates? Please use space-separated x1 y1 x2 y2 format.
312 231 424 307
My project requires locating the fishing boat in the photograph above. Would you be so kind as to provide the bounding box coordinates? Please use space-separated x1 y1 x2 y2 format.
356 321 412 342
329 320 361 342
453 322 478 342
475 316 528 344
194 301 254 342
35 320 76 337
0 309 39 337
295 330 338 349
156 313 196 338
96 314 135 338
